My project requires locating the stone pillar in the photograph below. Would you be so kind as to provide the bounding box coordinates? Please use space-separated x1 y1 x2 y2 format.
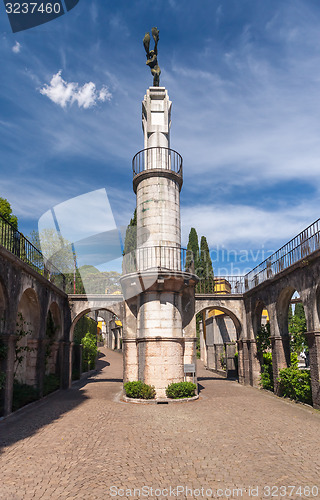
306 331 320 409
122 299 138 384
271 336 290 395
215 344 224 373
225 342 237 379
242 340 251 385
199 320 207 365
248 339 261 387
2 334 16 416
237 340 244 384
123 339 138 383
116 331 121 350
61 341 72 389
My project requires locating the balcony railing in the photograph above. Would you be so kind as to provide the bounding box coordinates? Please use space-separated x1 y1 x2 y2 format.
196 276 245 295
244 217 320 291
0 213 67 292
132 147 183 177
122 246 187 273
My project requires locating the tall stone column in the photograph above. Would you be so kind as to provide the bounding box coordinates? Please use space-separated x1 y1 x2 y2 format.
121 87 198 398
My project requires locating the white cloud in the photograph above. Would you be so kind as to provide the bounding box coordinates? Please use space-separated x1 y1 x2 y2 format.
40 71 112 109
12 41 21 54
181 201 320 250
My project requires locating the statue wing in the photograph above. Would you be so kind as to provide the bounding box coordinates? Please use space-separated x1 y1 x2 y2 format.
143 32 150 55
151 27 159 55
151 27 159 44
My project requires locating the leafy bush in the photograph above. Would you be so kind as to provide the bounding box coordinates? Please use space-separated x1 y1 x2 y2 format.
166 381 197 399
82 332 98 371
43 374 60 396
124 381 156 399
234 351 239 373
277 355 312 405
12 380 39 411
256 322 271 353
260 352 274 391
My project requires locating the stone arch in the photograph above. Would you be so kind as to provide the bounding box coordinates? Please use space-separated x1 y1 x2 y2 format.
17 288 40 339
47 301 63 341
252 300 271 340
195 304 242 339
276 285 297 339
15 288 41 385
45 301 63 378
70 306 121 342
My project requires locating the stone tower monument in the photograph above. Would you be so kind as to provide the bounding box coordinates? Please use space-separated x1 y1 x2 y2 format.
121 85 198 398
121 31 198 399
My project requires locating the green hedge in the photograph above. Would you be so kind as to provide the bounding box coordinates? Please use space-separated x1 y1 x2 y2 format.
124 381 156 399
166 381 196 399
278 355 312 405
260 352 274 392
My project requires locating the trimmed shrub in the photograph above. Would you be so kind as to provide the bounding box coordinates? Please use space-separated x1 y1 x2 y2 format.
260 352 274 392
124 381 156 399
166 381 197 399
278 356 312 405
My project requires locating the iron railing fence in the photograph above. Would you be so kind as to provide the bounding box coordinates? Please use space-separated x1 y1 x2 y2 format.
196 276 245 295
244 217 320 291
132 147 183 177
122 246 187 274
0 213 66 292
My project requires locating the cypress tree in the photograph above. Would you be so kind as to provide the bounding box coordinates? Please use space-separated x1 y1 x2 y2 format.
199 236 214 292
186 227 200 272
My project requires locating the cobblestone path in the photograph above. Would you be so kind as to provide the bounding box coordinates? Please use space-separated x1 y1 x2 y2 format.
0 348 319 500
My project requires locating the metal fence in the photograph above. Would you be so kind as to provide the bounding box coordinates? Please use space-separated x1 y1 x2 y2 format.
196 276 245 295
132 147 183 177
123 246 187 273
0 213 66 292
244 217 320 291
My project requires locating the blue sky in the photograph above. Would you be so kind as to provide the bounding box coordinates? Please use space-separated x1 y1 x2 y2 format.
1 0 320 275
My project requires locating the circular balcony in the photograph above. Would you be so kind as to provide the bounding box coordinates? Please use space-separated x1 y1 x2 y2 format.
122 245 187 274
132 147 183 192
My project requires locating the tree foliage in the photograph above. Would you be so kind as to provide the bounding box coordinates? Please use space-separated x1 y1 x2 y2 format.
288 301 307 354
186 227 200 271
0 197 18 229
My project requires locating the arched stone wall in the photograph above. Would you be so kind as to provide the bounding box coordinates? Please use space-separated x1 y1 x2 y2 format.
15 288 41 385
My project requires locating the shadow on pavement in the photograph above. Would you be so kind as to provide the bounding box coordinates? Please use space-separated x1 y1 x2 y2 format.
0 351 118 453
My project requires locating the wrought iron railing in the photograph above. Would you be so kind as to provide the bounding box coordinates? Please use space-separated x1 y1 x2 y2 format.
122 245 187 273
0 213 67 292
132 147 183 177
244 217 320 291
196 276 245 295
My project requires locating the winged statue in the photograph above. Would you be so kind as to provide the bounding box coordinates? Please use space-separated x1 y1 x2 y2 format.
143 27 161 86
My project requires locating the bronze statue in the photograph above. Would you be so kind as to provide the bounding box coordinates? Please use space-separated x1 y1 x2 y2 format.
143 27 161 86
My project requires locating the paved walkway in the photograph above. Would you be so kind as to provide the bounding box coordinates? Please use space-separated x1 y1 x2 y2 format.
0 349 319 500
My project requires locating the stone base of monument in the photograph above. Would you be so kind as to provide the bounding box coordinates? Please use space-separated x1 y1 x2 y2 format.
121 393 199 404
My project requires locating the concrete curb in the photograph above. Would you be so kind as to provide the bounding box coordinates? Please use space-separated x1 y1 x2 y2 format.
121 393 199 404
